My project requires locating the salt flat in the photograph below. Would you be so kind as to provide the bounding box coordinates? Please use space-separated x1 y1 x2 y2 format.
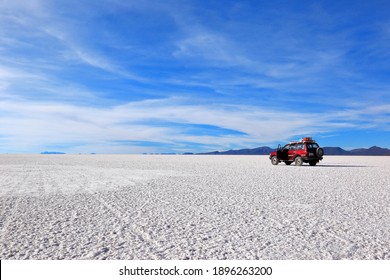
0 154 389 260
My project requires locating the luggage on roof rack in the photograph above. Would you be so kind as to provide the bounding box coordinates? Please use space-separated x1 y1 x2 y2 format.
302 137 313 142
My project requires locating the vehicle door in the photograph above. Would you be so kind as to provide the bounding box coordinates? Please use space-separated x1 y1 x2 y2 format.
287 144 296 161
295 143 304 157
277 144 290 160
306 143 319 157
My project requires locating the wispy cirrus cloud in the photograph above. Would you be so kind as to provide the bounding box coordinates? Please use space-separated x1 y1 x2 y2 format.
0 0 145 82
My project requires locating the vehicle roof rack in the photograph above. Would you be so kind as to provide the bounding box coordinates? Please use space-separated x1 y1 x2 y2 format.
302 137 313 141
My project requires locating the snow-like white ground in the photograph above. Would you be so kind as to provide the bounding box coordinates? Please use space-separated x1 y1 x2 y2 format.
0 155 389 260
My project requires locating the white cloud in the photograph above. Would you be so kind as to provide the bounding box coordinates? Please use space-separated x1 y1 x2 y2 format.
174 31 254 68
0 66 41 80
1 96 388 153
41 27 146 81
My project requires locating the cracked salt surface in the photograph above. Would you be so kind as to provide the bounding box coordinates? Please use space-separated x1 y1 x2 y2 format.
0 154 389 259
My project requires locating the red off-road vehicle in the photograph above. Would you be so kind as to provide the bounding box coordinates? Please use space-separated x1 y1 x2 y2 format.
269 137 324 166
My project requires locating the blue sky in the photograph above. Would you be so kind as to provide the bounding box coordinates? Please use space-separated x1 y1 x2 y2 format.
1 0 389 153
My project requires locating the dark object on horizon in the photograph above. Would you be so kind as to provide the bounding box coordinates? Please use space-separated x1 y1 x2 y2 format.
40 151 66 154
324 146 390 155
348 146 390 155
322 147 350 155
198 146 390 156
197 146 273 155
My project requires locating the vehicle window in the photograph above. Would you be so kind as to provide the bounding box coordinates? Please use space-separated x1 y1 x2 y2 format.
283 144 290 150
307 143 319 149
289 145 296 150
296 144 304 150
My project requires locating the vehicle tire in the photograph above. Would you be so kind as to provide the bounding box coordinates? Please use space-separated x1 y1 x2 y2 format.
294 156 303 166
316 147 324 157
309 161 317 166
285 161 292 165
271 156 279 165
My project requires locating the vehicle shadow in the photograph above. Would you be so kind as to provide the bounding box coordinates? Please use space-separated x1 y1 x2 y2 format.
313 164 371 168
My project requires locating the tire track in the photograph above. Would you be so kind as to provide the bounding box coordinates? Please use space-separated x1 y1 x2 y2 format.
45 161 165 259
266 216 330 258
81 178 164 259
267 213 359 259
0 172 15 232
0 164 32 245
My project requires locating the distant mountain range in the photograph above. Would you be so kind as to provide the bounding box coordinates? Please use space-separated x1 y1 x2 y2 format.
197 146 390 156
324 146 390 156
40 151 66 154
